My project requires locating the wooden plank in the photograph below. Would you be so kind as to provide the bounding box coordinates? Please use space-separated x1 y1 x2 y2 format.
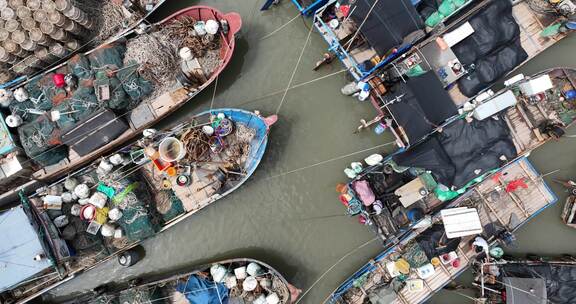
475 188 507 228
494 177 529 218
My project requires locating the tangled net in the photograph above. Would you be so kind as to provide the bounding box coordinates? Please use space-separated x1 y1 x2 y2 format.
123 32 180 85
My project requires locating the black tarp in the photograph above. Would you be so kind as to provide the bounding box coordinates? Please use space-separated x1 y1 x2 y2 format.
500 263 576 304
452 0 528 97
387 72 458 144
348 0 424 55
393 116 517 188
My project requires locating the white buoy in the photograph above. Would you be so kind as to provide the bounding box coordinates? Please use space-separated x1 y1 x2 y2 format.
210 264 227 283
205 19 219 35
5 114 22 127
242 276 258 291
101 223 115 237
109 154 124 166
266 293 280 304
97 159 114 175
234 266 247 280
74 183 90 199
246 262 262 276
108 208 122 221
0 88 13 107
178 46 193 60
89 192 107 209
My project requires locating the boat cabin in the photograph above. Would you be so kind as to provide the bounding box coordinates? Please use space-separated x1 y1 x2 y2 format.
339 68 576 245
313 0 479 81
366 0 573 147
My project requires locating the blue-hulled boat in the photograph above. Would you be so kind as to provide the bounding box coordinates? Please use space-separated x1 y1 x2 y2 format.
327 157 558 304
0 108 275 304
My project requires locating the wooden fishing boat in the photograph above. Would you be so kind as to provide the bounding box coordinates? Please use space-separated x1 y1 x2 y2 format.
0 108 275 303
0 5 242 207
327 157 558 304
49 258 301 304
361 0 574 148
473 257 576 304
337 67 575 244
0 0 169 82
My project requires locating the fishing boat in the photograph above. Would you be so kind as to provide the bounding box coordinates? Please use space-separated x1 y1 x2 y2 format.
314 0 573 144
337 67 575 244
0 0 168 82
363 1 574 147
0 5 242 207
0 108 275 303
473 256 576 304
557 178 576 228
49 258 301 304
327 157 558 304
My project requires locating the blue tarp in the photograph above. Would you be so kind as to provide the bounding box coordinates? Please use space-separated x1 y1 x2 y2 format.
176 275 229 304
0 206 53 292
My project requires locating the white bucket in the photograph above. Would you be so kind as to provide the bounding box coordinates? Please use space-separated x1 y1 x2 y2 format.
242 276 258 291
234 266 247 280
246 262 262 276
158 137 185 162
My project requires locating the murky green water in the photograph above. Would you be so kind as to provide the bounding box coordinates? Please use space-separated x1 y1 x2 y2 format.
48 1 576 303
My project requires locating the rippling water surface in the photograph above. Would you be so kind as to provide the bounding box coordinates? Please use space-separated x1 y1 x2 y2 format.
48 1 576 303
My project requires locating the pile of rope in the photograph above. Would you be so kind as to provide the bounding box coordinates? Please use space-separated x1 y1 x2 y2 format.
162 16 221 58
123 32 179 85
76 0 126 47
180 127 212 163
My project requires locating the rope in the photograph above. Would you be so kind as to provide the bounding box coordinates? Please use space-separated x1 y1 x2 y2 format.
297 237 379 304
235 69 347 108
259 13 302 41
266 141 396 180
275 19 314 115
210 74 219 112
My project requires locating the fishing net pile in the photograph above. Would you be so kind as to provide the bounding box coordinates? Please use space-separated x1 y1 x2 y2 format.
8 41 152 167
27 151 168 271
123 15 224 99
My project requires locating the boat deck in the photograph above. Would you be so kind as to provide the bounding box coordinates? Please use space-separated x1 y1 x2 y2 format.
446 1 568 106
331 158 557 304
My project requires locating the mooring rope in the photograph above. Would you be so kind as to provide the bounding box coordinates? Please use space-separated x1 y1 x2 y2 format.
266 141 396 180
275 20 315 115
259 13 302 41
296 237 379 304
